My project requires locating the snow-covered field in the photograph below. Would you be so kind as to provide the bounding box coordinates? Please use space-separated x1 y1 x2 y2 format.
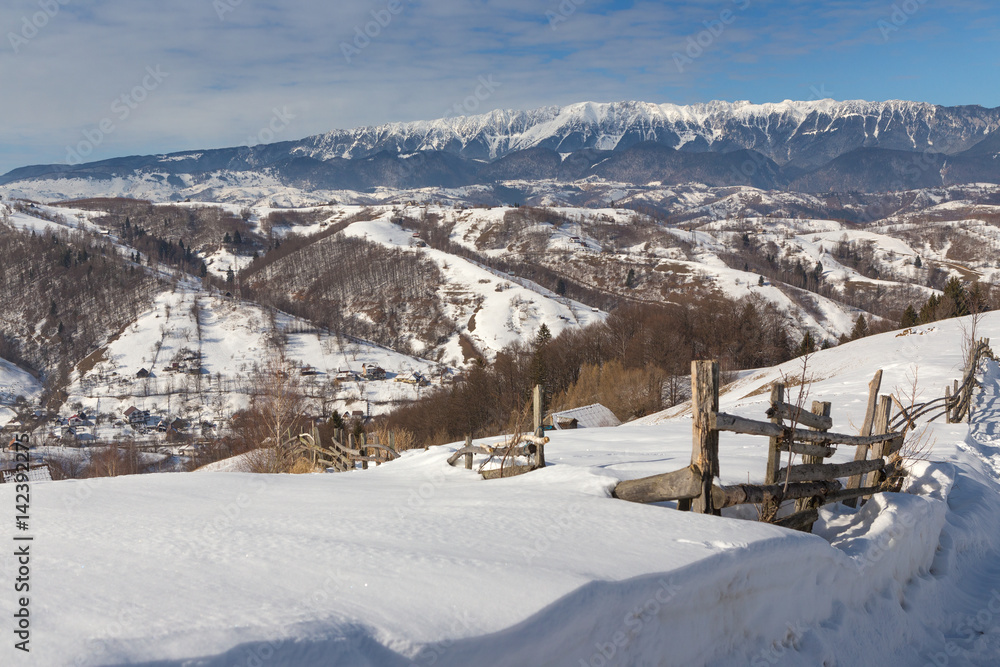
4 313 1000 665
0 357 41 428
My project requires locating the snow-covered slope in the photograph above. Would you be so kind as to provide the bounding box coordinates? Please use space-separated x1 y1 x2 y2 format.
6 313 1000 665
64 285 447 423
340 207 605 360
0 358 40 428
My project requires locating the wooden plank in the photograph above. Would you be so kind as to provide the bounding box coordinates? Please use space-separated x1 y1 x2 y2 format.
712 480 841 509
691 360 720 514
795 400 831 515
533 384 543 435
766 401 833 430
801 402 832 466
781 442 837 459
613 466 703 504
482 464 535 480
773 508 820 532
845 370 881 508
860 370 883 440
782 442 836 459
862 396 893 495
821 486 885 505
446 445 498 466
764 384 785 485
776 458 886 484
712 412 897 448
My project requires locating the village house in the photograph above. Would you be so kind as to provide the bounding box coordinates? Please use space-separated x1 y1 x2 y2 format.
361 364 386 381
124 406 150 426
395 371 428 386
544 404 621 430
335 369 358 382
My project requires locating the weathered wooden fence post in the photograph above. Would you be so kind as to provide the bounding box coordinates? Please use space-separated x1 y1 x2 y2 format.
464 434 473 470
691 360 720 515
765 383 785 485
860 395 893 501
360 432 369 470
795 400 832 514
533 384 546 469
311 424 319 467
845 369 883 508
759 382 785 519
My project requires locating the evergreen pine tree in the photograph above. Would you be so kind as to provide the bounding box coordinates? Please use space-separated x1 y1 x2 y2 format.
529 324 552 389
850 314 869 340
943 277 968 317
798 330 816 356
919 294 940 323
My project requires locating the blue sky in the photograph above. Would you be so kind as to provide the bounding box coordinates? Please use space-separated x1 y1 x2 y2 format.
0 0 997 173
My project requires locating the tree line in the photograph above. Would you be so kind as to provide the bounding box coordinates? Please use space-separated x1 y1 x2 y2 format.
384 294 796 448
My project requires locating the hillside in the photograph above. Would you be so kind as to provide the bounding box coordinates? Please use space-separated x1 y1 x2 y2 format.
2 189 997 435
4 312 1000 665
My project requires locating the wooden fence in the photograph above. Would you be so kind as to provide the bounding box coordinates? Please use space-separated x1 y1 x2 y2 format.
446 384 549 479
290 427 399 472
613 361 905 531
890 338 993 430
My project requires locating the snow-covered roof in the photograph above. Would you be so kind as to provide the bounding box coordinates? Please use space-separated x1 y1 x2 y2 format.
548 403 621 429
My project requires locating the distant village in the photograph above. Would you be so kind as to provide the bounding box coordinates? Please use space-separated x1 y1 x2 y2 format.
1 359 457 454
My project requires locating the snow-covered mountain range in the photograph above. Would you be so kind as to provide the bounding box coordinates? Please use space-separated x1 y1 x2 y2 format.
294 99 1000 166
3 99 1000 200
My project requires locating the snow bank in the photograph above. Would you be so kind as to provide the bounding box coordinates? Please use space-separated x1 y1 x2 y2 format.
5 313 1000 665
